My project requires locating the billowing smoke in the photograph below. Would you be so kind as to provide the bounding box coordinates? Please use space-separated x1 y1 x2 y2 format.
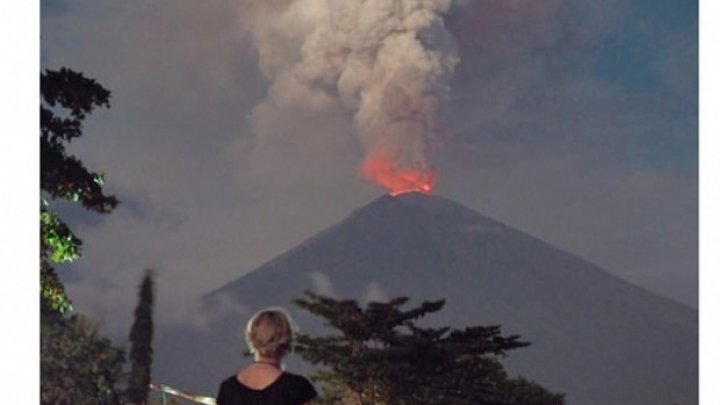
245 0 459 195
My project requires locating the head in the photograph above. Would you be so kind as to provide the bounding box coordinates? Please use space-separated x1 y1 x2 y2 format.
245 307 295 360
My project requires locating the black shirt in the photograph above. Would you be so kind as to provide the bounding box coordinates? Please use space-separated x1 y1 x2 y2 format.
216 372 317 405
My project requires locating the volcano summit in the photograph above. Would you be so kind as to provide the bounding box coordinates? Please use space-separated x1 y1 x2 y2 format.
200 193 697 404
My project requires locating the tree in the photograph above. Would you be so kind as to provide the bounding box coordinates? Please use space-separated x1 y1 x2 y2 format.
293 292 564 405
40 313 125 404
126 270 156 404
40 67 118 314
40 67 126 404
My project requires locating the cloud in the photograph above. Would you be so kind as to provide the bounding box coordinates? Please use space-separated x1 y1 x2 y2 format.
363 281 389 303
307 271 337 298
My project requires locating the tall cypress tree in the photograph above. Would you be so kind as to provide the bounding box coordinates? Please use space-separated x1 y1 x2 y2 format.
127 270 155 404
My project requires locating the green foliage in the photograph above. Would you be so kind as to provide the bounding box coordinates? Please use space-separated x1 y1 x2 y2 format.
41 261 73 314
40 313 125 405
40 67 118 314
293 292 564 405
41 199 82 263
40 198 80 314
127 270 156 404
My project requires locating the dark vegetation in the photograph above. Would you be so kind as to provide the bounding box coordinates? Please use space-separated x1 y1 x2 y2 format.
39 68 563 404
294 292 564 405
127 270 156 403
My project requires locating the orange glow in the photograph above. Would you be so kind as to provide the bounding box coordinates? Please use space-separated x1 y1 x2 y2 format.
360 152 437 196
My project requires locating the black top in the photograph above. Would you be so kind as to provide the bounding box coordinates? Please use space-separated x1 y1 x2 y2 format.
216 372 317 405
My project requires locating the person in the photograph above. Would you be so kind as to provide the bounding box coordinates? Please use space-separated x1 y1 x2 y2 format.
216 308 318 405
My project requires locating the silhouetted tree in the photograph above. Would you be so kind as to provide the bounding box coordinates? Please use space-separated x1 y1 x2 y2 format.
127 270 156 404
40 67 118 314
293 292 564 405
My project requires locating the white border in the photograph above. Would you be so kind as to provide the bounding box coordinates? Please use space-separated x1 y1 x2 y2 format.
0 1 40 402
699 0 718 404
4 1 709 403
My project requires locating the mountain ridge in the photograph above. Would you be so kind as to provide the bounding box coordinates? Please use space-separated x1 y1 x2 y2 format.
210 193 693 316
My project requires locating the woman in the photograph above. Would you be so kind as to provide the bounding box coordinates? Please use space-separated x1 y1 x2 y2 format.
216 308 318 405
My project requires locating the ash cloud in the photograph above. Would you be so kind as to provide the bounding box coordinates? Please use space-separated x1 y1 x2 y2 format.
246 0 460 182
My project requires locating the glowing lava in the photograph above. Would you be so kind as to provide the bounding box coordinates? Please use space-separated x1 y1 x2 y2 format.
361 152 437 196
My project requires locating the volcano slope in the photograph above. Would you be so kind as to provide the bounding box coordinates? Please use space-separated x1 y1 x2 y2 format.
202 193 697 404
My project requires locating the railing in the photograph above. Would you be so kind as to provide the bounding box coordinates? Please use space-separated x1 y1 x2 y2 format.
149 383 216 405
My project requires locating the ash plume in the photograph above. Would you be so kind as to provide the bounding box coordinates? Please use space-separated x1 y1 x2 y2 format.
245 0 460 188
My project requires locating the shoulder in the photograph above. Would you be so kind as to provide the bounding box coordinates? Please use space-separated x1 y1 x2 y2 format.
282 372 313 386
221 375 239 385
219 375 240 391
281 372 317 400
217 375 241 405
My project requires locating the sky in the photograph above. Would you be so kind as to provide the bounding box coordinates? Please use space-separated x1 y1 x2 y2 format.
38 0 698 343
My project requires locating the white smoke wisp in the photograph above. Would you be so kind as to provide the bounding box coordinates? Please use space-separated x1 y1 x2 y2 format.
247 0 460 193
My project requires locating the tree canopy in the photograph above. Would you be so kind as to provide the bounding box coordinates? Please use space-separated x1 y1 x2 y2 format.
293 292 564 405
40 67 118 314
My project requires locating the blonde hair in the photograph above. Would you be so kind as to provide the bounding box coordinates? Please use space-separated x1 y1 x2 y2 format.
245 308 295 359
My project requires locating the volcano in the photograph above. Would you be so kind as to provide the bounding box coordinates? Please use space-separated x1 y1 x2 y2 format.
198 193 697 404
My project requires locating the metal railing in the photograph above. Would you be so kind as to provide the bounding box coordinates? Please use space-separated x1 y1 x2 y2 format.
149 383 216 404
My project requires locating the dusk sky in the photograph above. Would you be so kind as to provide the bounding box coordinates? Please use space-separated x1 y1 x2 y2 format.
38 0 698 342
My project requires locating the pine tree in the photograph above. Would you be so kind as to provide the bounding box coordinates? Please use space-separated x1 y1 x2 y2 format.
127 270 156 404
293 292 564 405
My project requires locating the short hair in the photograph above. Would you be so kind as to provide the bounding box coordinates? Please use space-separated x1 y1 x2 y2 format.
245 308 295 359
